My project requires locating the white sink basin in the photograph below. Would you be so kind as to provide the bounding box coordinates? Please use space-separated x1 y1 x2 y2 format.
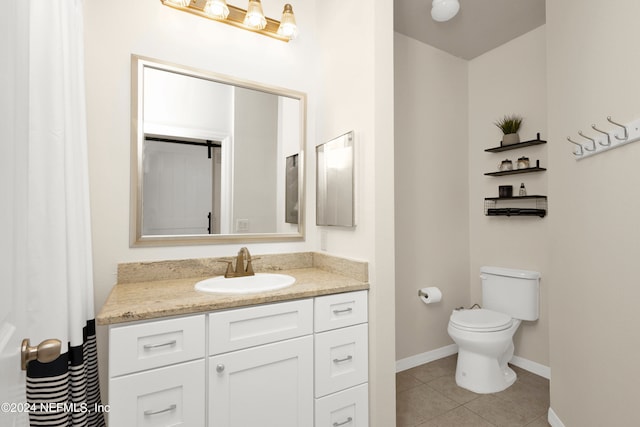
194 273 296 295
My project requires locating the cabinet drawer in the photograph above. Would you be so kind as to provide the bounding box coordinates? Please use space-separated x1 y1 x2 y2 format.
314 291 368 332
209 299 313 355
315 383 369 427
108 359 205 426
315 323 368 397
109 315 205 377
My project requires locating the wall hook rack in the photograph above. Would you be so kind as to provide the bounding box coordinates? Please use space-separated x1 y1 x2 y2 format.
569 116 640 160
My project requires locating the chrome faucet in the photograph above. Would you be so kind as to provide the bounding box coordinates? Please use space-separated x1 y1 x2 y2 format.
223 247 255 278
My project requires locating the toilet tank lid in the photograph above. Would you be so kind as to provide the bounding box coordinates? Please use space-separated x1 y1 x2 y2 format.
480 266 540 280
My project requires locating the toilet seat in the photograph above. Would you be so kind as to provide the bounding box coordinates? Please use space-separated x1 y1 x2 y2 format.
450 309 513 332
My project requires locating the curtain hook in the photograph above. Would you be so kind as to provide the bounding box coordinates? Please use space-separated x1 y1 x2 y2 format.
578 131 596 151
591 124 611 146
567 136 584 156
606 116 628 141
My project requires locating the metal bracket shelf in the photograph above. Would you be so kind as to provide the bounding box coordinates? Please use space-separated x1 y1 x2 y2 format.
484 166 546 177
484 133 547 153
484 196 547 218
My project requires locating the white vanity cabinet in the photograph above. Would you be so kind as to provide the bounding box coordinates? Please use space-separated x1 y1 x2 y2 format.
207 299 314 427
108 315 206 426
314 291 369 427
106 291 368 427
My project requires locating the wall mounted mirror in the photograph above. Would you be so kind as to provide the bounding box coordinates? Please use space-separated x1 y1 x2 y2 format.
316 131 355 227
130 55 306 246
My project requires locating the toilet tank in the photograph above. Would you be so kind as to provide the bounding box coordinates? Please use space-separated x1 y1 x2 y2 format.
480 266 540 321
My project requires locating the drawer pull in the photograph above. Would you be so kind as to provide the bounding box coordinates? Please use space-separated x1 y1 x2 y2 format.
216 364 225 373
143 340 177 350
144 404 177 416
332 307 353 315
333 416 353 426
333 355 353 364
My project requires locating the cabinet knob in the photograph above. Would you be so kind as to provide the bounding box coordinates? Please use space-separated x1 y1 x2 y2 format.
216 364 225 373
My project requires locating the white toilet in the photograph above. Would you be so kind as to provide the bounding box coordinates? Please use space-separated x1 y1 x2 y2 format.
447 266 540 394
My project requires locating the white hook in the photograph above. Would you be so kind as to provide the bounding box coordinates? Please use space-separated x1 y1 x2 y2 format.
591 124 611 146
567 136 583 156
578 131 596 151
607 116 628 141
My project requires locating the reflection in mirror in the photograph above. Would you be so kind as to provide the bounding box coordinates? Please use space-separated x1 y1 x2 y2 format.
316 131 355 227
131 55 306 246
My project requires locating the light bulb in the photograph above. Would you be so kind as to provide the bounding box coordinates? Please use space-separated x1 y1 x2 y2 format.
204 0 229 19
431 0 460 22
244 0 267 30
277 4 298 39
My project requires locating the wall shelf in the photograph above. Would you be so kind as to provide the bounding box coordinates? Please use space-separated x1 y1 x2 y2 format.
484 166 546 177
484 196 547 218
484 133 547 153
483 131 547 218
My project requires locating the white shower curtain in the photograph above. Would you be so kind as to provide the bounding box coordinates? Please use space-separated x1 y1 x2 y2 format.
4 1 105 425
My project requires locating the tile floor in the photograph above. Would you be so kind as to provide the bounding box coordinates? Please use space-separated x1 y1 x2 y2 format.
396 355 550 427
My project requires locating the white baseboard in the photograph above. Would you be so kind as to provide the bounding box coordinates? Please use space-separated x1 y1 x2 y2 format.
509 355 551 379
396 346 551 381
396 344 458 372
548 408 565 427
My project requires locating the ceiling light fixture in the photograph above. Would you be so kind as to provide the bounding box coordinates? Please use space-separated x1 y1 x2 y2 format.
160 0 298 42
431 0 460 22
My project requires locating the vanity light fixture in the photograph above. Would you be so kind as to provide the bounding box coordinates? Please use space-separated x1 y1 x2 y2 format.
164 0 191 6
244 0 267 30
204 0 229 19
431 0 460 22
277 3 297 39
160 0 298 42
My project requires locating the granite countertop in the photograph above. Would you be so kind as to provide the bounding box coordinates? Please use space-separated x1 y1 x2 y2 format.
97 252 369 325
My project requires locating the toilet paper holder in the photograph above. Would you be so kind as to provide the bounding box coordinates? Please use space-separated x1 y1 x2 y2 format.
418 287 443 304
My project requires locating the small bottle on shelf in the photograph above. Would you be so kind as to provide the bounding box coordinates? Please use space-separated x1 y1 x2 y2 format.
519 182 527 196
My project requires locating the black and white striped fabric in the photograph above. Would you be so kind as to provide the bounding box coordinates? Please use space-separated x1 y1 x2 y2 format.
26 320 105 427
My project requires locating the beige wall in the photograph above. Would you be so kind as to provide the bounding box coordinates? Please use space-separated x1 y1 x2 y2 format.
233 88 278 232
546 1 640 425
394 27 549 370
394 33 470 362
84 0 396 424
468 26 549 367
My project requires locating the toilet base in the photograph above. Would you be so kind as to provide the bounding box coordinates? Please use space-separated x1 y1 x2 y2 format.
454 349 517 394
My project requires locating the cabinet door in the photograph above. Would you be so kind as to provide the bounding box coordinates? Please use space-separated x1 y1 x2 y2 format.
109 359 204 426
209 335 313 427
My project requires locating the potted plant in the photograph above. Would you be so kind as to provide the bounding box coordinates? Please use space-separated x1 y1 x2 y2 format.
494 114 523 146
